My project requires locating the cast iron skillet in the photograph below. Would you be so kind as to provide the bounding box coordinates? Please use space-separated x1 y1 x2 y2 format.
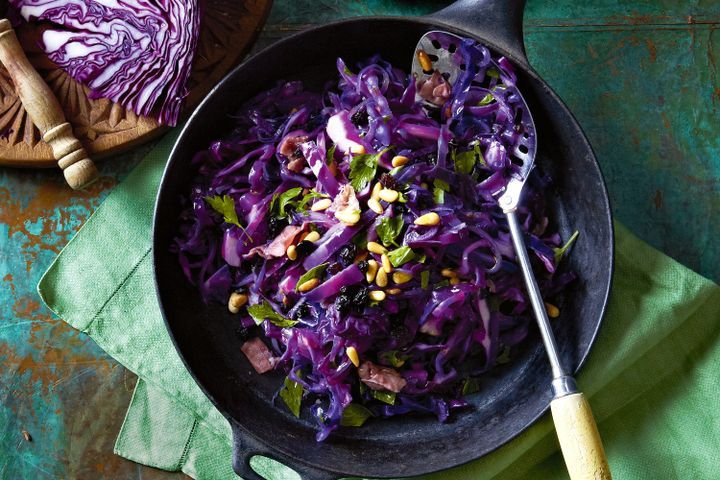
153 1 614 478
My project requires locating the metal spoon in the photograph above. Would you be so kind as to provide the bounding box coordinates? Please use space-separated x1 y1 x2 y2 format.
412 31 612 480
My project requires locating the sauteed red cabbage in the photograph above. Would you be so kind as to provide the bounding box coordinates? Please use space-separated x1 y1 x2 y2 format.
174 37 577 441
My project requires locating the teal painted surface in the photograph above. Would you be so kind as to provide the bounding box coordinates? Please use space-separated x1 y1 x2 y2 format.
1 1 718 478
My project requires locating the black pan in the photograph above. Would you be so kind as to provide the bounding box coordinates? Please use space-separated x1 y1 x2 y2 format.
153 1 614 478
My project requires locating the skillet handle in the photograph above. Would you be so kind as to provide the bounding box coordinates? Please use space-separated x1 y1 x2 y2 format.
426 0 528 66
231 420 339 480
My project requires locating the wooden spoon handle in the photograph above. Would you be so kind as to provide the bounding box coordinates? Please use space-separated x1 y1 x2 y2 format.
551 392 612 480
0 19 98 189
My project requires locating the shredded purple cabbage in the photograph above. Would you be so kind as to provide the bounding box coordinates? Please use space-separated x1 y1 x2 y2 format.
173 37 575 441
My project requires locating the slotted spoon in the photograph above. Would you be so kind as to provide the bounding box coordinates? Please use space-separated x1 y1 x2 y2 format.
412 30 612 480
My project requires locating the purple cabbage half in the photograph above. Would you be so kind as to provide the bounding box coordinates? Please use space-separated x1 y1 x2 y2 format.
10 0 200 126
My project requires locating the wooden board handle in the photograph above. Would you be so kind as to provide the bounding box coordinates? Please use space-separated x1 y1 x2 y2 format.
551 393 612 480
0 19 98 189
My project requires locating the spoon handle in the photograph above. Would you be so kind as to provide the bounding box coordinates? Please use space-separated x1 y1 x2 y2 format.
505 210 611 480
0 19 98 190
551 392 612 480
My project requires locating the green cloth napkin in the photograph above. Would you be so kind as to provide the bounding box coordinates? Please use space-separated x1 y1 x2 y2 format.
38 133 720 480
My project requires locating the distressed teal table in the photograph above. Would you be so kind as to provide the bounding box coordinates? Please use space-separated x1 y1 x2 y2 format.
1 1 718 478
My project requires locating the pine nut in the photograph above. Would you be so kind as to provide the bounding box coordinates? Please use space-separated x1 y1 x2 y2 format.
392 271 413 284
379 189 399 203
297 278 320 292
386 288 402 295
391 155 409 167
304 231 321 243
367 241 387 255
414 212 440 226
450 277 461 285
228 292 248 313
417 50 433 72
441 268 457 278
381 254 393 273
368 198 384 214
346 346 360 367
545 302 560 318
375 268 388 287
311 198 332 211
349 145 365 155
335 209 361 225
369 290 386 302
366 259 379 283
371 182 382 200
286 245 298 261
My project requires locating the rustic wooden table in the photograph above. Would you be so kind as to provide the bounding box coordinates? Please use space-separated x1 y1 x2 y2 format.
1 1 718 478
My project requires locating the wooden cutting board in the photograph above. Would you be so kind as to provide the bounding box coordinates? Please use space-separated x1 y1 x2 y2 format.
0 0 272 167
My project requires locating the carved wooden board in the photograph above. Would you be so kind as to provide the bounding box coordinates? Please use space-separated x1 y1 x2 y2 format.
0 0 272 167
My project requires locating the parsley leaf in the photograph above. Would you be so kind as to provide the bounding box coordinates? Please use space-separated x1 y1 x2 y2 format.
379 350 408 368
553 230 580 265
247 300 298 328
496 346 512 365
462 378 480 395
205 195 252 241
296 263 329 291
372 390 396 405
340 403 373 427
433 178 449 205
452 143 483 175
376 216 404 247
477 93 494 106
387 246 416 267
348 148 390 192
326 143 337 165
420 270 430 290
487 68 500 79
270 187 303 218
279 375 303 417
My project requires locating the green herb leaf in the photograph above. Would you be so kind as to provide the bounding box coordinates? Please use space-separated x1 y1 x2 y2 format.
340 403 373 427
487 68 500 79
553 230 580 265
433 186 445 205
348 148 390 192
420 270 430 290
352 232 368 251
326 143 337 165
434 279 450 288
433 179 449 205
296 262 329 291
387 246 416 267
452 143 483 175
434 178 450 191
205 195 252 241
496 346 512 365
462 378 480 395
372 390 396 405
477 93 494 106
379 350 408 368
279 375 304 417
247 300 298 328
376 216 404 247
271 187 303 218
